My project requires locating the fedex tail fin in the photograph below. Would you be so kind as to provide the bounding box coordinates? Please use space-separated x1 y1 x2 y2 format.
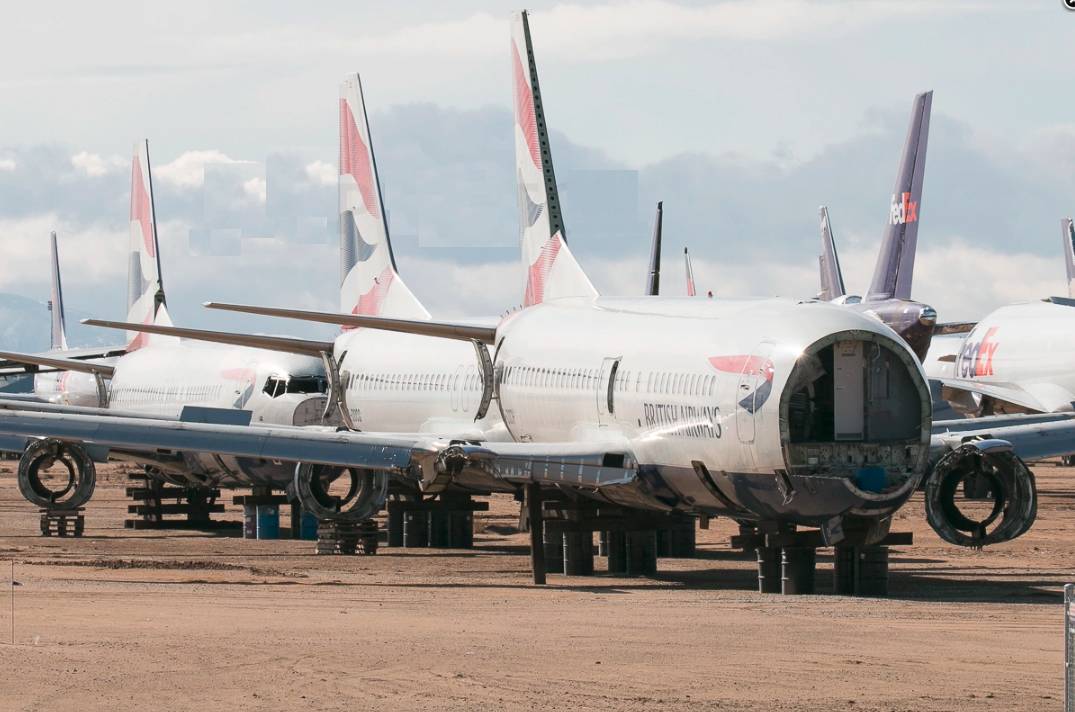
1063 218 1075 299
126 139 166 350
817 206 846 301
866 91 932 301
48 232 68 351
646 202 663 296
338 74 430 322
684 248 696 297
512 10 597 307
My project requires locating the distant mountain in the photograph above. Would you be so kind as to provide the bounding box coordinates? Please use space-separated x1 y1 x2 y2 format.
0 292 119 352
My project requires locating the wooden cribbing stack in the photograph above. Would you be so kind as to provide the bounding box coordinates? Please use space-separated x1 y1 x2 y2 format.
125 470 225 530
39 508 84 537
315 519 379 555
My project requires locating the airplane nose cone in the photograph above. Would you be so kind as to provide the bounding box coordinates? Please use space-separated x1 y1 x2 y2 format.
918 306 937 326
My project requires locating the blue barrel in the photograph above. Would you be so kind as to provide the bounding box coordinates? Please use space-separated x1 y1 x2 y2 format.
854 466 886 493
299 511 319 540
242 504 258 539
256 504 280 540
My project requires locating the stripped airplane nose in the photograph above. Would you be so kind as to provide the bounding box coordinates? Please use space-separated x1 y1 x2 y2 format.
719 329 931 532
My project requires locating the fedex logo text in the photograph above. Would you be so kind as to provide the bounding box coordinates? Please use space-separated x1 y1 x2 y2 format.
957 326 999 378
889 191 919 225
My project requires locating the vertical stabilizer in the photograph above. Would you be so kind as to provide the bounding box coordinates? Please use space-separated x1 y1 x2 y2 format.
126 139 166 350
48 232 68 351
684 248 696 297
339 74 430 321
817 206 846 301
1063 218 1075 299
866 91 932 301
646 202 663 296
512 10 597 307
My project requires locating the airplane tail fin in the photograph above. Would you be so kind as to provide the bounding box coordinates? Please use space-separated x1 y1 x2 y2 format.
1064 218 1075 299
646 202 663 296
338 74 430 322
866 91 932 301
817 206 846 301
684 248 696 297
48 232 68 351
513 10 597 307
126 139 166 350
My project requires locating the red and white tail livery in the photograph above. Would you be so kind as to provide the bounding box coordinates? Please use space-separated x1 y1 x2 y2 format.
512 10 596 307
126 140 166 350
338 75 430 322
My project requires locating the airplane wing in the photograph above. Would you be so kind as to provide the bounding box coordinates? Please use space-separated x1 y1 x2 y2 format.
935 377 1063 415
933 413 1075 461
0 345 125 373
0 350 115 377
0 403 644 503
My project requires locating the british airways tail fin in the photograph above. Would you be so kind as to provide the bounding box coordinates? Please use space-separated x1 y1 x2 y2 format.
512 10 597 307
866 90 932 301
48 232 68 351
817 206 846 301
338 74 430 322
1063 218 1075 299
126 139 166 350
645 202 663 296
684 248 696 297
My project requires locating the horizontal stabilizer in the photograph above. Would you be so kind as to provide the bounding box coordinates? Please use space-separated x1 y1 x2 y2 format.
0 350 114 377
933 321 976 336
203 302 497 345
81 319 334 357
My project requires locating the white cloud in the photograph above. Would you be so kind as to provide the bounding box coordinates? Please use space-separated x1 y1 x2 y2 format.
242 176 267 204
0 214 126 292
0 158 15 172
70 151 124 177
347 1 976 60
304 160 336 187
154 150 249 189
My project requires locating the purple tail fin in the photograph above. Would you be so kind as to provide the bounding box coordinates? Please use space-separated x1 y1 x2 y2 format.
866 91 932 301
1063 218 1075 299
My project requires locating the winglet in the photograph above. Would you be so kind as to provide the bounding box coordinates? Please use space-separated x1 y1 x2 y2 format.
1063 218 1075 299
866 91 932 301
126 139 166 350
817 206 846 301
48 232 68 351
512 10 597 307
645 202 663 296
339 74 430 322
684 248 696 297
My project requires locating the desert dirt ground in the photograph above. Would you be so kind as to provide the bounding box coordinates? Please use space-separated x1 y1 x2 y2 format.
0 463 1072 711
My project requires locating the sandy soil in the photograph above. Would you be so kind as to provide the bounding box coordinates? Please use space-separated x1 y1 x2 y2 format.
0 462 1071 711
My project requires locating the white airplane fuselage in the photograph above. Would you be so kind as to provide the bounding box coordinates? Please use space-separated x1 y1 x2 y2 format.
936 300 1075 414
84 342 328 487
335 296 931 526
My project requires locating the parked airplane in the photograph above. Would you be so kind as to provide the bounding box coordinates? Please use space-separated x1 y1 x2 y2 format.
0 11 1048 572
31 13 939 559
0 141 331 514
927 218 1075 416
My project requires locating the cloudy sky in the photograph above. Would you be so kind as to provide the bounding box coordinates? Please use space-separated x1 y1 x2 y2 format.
0 0 1072 345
